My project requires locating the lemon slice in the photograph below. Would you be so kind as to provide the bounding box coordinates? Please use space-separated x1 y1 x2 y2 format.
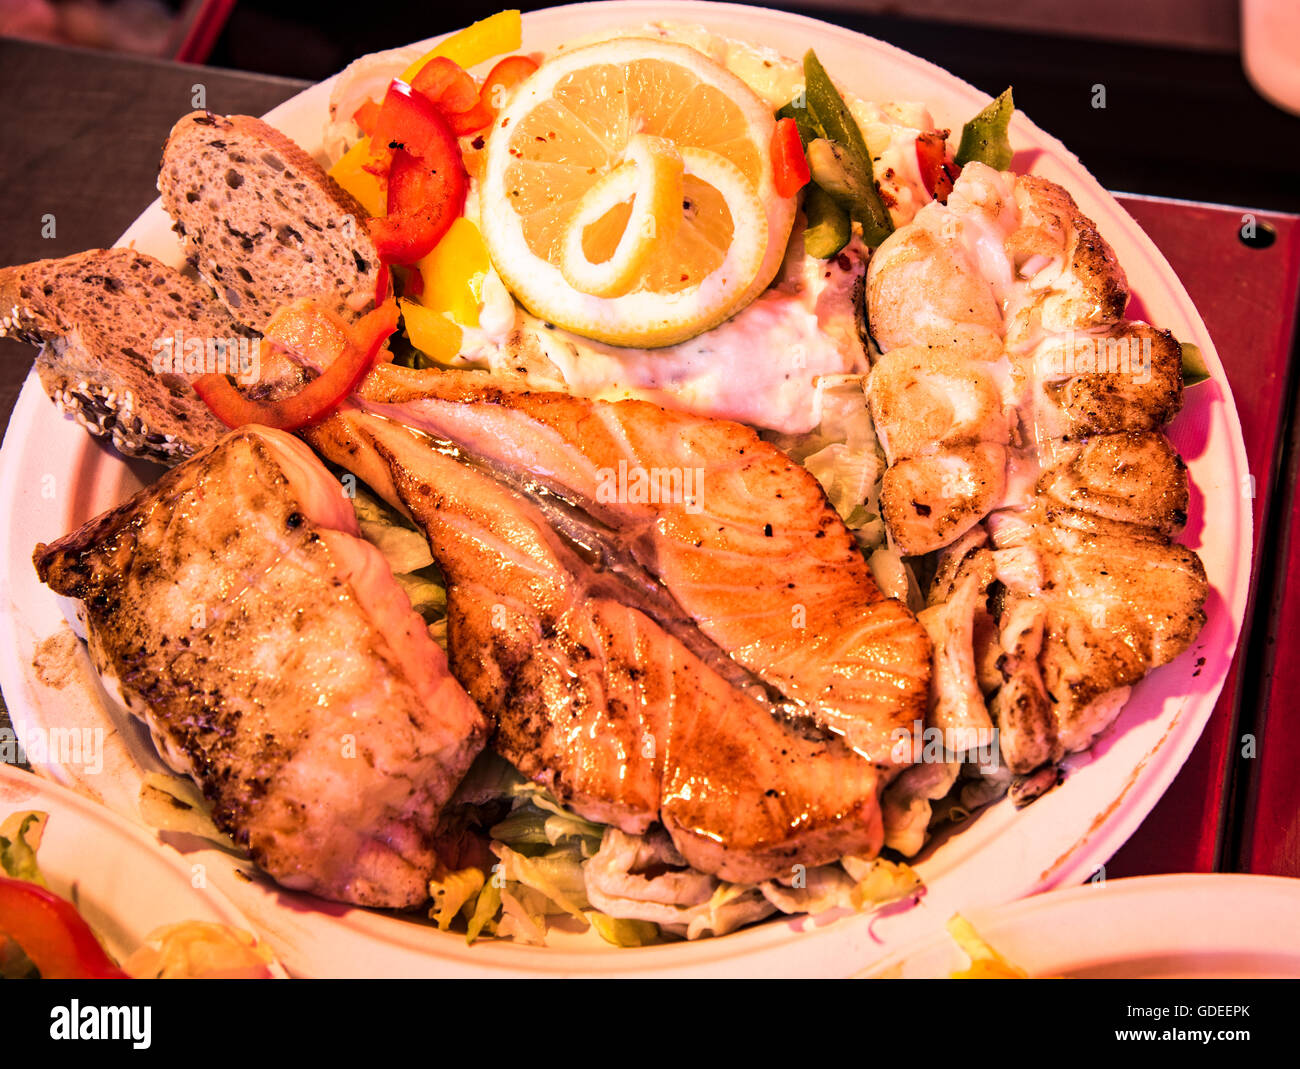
479 38 797 348
560 134 685 299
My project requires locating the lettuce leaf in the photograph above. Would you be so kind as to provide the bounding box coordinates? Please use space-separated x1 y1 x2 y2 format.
769 375 886 551
349 484 449 630
351 486 434 574
466 875 502 945
585 911 660 947
429 866 486 931
841 856 923 909
0 811 48 886
493 842 591 921
395 565 447 620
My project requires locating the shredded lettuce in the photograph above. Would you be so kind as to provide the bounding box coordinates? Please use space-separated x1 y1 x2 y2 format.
769 375 886 552
429 866 486 931
450 768 929 946
585 911 660 947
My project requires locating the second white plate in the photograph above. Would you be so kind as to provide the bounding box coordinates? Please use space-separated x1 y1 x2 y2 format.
860 874 1300 979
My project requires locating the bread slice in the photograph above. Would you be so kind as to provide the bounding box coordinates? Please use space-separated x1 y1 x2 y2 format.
0 248 233 464
159 111 381 333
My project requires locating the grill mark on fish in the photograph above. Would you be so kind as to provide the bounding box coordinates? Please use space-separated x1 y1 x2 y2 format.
336 370 929 763
371 417 834 745
305 412 888 880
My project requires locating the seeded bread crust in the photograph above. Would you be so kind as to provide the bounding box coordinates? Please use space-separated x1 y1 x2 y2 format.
0 248 234 464
159 111 380 333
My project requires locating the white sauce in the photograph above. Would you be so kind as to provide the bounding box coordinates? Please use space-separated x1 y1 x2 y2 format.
328 24 942 434
459 230 869 434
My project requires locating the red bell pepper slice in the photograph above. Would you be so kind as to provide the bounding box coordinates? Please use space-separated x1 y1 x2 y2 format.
410 57 493 135
916 131 959 203
401 264 425 299
771 117 810 198
0 875 129 979
367 81 468 265
410 57 481 115
370 148 466 264
194 299 399 431
479 54 538 118
353 98 382 137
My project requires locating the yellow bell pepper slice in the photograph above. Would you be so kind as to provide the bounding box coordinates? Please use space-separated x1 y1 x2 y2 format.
400 298 463 363
401 10 522 82
328 137 386 218
414 217 490 327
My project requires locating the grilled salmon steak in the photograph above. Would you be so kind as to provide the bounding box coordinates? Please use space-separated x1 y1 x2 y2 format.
34 426 488 908
247 300 930 880
347 364 932 766
304 407 903 882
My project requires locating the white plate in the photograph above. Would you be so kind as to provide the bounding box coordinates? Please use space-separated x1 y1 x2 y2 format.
860 874 1300 978
0 763 286 975
0 2 1252 977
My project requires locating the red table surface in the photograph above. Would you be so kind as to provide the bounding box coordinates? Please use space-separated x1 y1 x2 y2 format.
1104 196 1300 879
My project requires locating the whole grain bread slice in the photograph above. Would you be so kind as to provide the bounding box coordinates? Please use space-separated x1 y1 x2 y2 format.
0 248 234 463
159 111 380 333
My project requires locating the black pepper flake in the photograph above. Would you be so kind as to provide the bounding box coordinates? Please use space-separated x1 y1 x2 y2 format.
764 523 773 537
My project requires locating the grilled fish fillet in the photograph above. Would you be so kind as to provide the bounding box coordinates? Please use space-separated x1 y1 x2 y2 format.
34 427 488 908
865 161 1208 791
304 409 891 883
988 508 1208 768
347 364 931 765
248 303 931 878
